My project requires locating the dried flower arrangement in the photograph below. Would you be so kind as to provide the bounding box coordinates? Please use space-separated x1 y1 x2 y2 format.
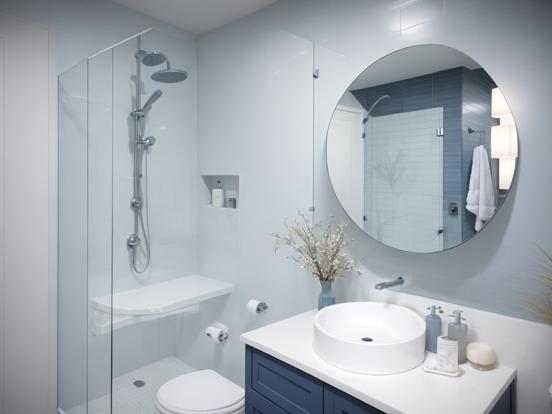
271 211 361 282
526 246 552 325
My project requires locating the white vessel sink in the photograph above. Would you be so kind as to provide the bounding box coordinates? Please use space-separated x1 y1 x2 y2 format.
313 302 426 375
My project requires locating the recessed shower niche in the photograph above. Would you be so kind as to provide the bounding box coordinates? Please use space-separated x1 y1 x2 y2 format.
201 174 240 209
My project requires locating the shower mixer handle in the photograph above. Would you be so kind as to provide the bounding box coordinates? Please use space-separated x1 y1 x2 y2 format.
139 136 156 148
130 197 143 210
127 234 141 248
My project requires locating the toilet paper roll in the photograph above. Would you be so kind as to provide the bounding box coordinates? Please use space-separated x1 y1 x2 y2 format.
247 300 268 315
205 326 224 343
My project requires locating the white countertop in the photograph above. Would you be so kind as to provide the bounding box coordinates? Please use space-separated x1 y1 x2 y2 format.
240 310 516 414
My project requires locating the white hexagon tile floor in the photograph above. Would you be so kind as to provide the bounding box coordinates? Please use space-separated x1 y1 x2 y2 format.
65 357 193 414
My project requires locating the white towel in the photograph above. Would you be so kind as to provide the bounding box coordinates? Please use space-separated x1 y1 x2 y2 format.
466 145 495 231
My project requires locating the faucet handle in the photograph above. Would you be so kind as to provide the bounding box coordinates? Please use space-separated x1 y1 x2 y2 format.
426 305 444 315
447 310 466 321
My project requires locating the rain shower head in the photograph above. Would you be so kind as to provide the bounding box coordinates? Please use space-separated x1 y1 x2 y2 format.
151 68 188 83
138 49 187 84
141 51 167 66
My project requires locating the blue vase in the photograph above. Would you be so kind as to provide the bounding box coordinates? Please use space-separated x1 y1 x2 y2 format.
318 280 336 310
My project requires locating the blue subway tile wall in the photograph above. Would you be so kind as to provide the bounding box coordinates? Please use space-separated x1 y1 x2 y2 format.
352 68 463 249
352 67 493 249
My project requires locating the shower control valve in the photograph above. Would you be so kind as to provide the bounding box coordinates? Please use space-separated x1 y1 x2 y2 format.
127 234 141 248
130 197 143 210
140 136 156 148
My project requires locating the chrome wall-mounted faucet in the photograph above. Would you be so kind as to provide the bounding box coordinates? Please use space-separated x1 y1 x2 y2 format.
374 276 405 290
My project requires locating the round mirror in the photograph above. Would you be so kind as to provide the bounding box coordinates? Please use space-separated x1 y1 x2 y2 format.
327 45 518 253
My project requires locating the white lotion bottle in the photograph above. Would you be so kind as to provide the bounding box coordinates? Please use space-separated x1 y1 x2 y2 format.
212 180 225 208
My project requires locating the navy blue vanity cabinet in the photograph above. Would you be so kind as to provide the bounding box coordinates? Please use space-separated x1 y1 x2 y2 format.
324 385 385 414
245 345 513 414
490 383 514 414
246 346 381 414
245 345 324 413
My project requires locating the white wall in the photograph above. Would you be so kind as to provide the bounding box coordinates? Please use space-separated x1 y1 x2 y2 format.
0 0 193 74
220 0 552 320
0 1 198 411
182 21 316 385
307 0 552 320
193 0 552 411
0 13 57 414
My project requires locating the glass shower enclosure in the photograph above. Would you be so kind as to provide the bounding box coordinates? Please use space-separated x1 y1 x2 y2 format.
58 26 316 414
58 29 201 414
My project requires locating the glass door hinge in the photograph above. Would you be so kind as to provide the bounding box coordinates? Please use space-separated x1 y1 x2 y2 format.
313 69 320 79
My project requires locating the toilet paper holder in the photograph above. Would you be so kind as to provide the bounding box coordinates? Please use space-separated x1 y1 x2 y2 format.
254 302 268 313
247 299 269 315
205 322 229 343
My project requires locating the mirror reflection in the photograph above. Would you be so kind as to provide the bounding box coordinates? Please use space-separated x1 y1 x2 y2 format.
327 45 518 253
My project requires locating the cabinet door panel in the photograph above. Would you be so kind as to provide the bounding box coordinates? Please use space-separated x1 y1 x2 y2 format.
246 346 324 414
324 385 385 414
490 384 513 414
246 389 288 414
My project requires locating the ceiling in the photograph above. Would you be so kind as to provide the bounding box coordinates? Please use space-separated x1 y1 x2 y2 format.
350 45 482 91
112 0 279 35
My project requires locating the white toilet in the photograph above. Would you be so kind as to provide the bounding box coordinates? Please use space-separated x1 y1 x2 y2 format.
156 369 245 414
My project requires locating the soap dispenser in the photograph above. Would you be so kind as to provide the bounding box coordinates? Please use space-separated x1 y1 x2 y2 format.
425 306 443 353
212 180 224 208
448 310 468 363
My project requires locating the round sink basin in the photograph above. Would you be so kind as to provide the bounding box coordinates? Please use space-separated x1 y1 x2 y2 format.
313 302 426 375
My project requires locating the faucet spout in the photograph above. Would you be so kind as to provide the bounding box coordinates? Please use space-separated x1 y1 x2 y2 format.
374 276 404 290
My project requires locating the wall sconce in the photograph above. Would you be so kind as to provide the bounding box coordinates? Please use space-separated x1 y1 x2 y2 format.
492 88 510 118
491 88 517 191
491 123 518 159
498 158 516 191
491 124 517 190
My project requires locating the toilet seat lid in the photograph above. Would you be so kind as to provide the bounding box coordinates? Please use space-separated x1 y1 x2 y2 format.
157 370 245 414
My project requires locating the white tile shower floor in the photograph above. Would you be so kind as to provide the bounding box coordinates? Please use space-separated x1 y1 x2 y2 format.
65 357 194 414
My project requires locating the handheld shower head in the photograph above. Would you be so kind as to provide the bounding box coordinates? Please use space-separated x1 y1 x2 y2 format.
141 89 163 114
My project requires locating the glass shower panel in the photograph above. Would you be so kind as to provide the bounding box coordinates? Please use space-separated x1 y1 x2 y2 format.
59 27 316 414
58 60 88 414
87 48 114 413
313 43 357 225
110 30 195 414
363 107 444 252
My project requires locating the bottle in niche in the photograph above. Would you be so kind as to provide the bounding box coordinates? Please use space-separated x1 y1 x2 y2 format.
226 190 238 209
447 310 468 363
212 180 225 208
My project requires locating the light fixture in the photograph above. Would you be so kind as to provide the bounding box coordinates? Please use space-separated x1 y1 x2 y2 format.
492 88 510 118
491 88 517 191
491 124 518 159
498 159 516 191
